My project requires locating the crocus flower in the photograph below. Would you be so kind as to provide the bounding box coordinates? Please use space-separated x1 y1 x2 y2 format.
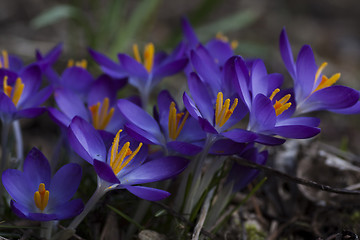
0 50 24 73
0 64 52 124
67 116 189 201
279 28 359 114
48 74 124 135
118 42 188 106
183 55 256 145
234 56 321 145
118 90 206 155
2 147 84 221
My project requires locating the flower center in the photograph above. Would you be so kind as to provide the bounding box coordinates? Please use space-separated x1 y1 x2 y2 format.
3 76 24 107
34 183 49 212
67 59 87 69
110 130 143 175
215 92 238 128
0 50 9 69
215 32 238 50
132 43 154 72
312 62 341 93
269 88 292 116
168 101 189 140
89 97 115 130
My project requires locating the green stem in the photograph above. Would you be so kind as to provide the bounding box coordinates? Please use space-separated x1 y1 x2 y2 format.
40 221 53 240
1 121 11 196
68 182 107 230
12 120 23 164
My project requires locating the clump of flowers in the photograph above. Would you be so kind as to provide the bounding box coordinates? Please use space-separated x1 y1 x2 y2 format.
0 16 359 240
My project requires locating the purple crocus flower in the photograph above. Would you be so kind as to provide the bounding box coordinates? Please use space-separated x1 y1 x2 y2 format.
279 28 359 114
48 74 124 135
183 55 256 145
0 64 52 124
2 148 84 221
117 42 188 106
118 90 206 155
234 56 321 145
67 116 189 201
0 50 24 73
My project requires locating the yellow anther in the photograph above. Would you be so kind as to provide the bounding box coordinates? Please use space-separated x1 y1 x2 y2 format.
314 62 328 86
110 130 143 175
269 88 280 101
132 44 142 63
3 76 12 97
144 43 155 72
132 43 155 73
168 102 189 140
272 93 292 116
231 40 238 50
89 97 114 130
215 92 238 127
3 76 24 107
67 59 87 69
216 32 229 42
1 50 9 69
313 73 341 93
34 183 49 212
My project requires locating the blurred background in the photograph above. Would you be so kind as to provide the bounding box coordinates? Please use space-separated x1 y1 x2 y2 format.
1 0 360 153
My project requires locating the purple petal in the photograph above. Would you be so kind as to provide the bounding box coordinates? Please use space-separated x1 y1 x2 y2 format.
198 117 218 134
125 185 170 201
190 47 221 91
10 201 30 219
118 54 148 80
167 141 202 155
279 28 296 79
117 99 162 140
266 73 284 96
124 123 162 145
18 65 42 104
23 148 51 191
93 159 120 184
278 117 320 127
87 75 117 106
15 107 46 119
157 90 174 118
2 169 33 207
54 89 89 121
62 67 94 93
121 156 189 185
205 39 233 66
249 94 276 132
47 107 71 128
234 57 251 108
183 92 202 119
331 101 360 114
181 17 199 48
53 199 84 220
187 72 214 121
88 48 127 79
28 212 57 221
0 92 16 116
209 139 246 155
295 45 317 99
255 134 286 146
67 116 107 164
250 59 268 96
20 86 53 109
49 163 82 205
222 129 257 143
273 125 320 139
153 58 188 81
302 86 359 113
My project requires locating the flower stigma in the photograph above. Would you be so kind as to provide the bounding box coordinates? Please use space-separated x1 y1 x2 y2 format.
3 76 24 106
34 183 50 212
67 59 87 69
110 129 143 175
168 101 189 140
215 92 238 128
89 97 114 130
0 50 9 69
132 43 155 72
312 62 341 93
269 88 292 116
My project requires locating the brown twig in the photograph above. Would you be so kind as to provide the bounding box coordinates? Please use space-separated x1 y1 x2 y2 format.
231 157 360 195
